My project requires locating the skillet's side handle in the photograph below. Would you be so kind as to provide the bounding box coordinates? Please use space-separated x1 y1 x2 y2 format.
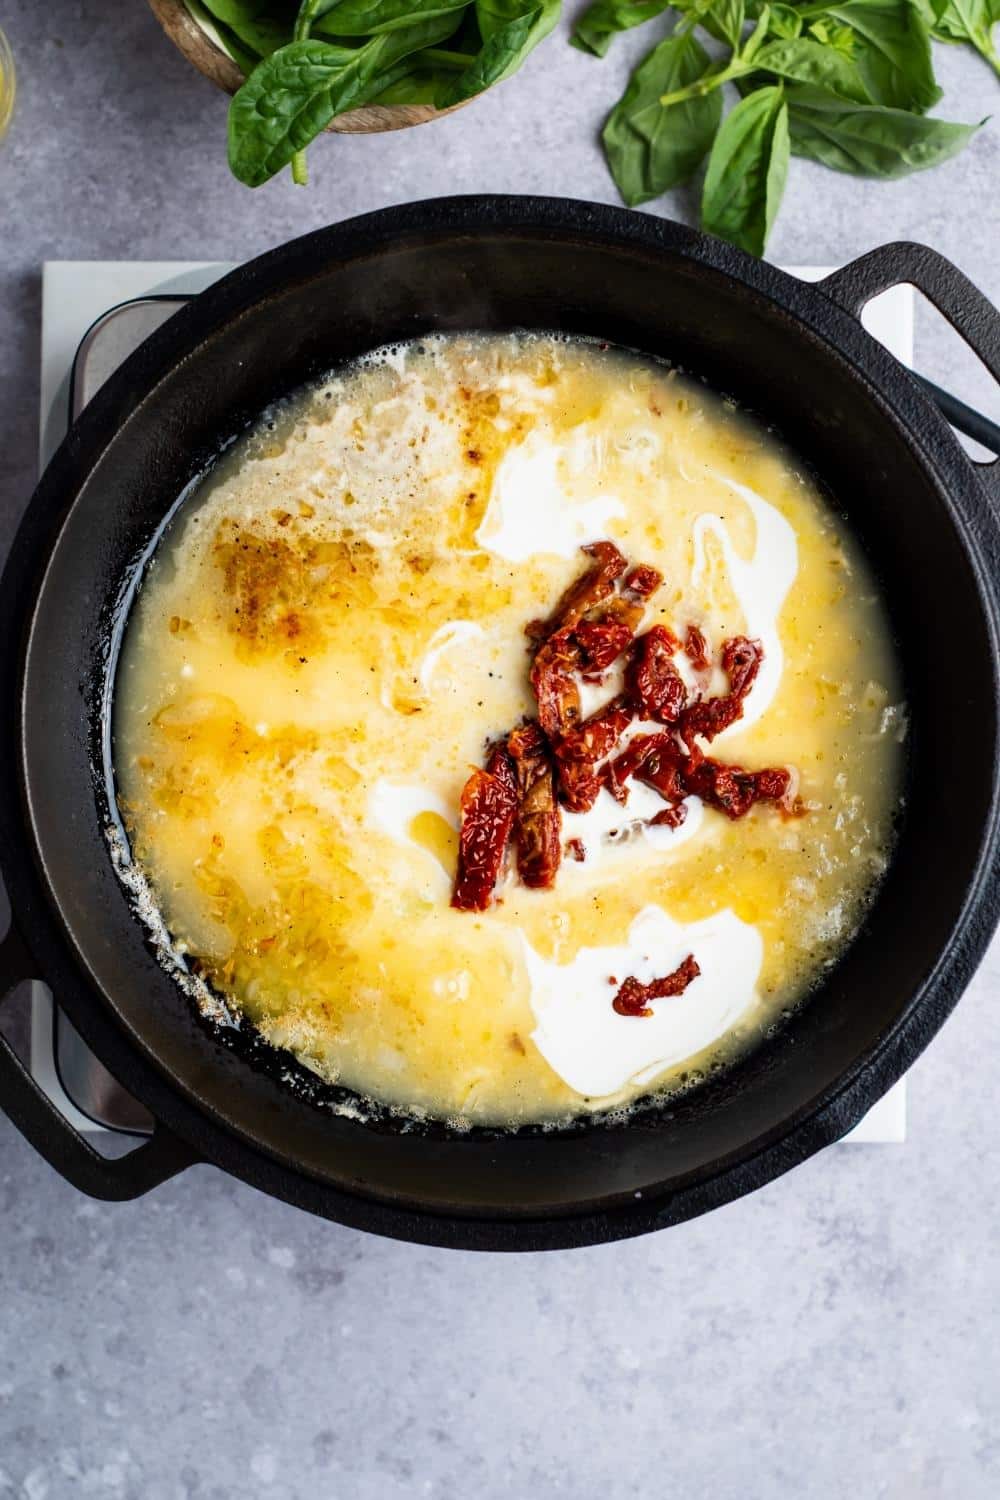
818 242 1000 505
0 910 200 1202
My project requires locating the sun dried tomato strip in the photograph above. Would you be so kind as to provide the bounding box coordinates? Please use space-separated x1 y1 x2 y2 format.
544 540 629 634
605 731 682 806
650 804 688 830
572 618 635 675
679 635 762 745
555 695 633 813
529 548 652 736
508 721 561 890
575 594 646 674
608 730 790 827
451 742 517 912
530 627 583 740
684 625 710 671
627 625 687 724
613 954 701 1017
623 563 663 600
634 737 687 805
683 754 791 821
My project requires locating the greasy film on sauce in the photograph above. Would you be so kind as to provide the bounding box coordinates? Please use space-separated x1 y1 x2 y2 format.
113 334 904 1126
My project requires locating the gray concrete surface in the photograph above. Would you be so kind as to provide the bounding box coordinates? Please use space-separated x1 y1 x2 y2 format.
1 3 999 1496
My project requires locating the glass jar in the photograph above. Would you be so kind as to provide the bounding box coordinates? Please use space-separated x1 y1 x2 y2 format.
0 27 15 141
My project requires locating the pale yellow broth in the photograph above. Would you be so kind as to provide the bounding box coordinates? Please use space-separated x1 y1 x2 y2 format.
113 334 904 1126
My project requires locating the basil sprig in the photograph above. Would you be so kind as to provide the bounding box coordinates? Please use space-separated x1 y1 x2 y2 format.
575 0 991 254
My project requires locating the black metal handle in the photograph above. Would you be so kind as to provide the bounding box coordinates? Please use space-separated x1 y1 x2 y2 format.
819 243 1000 499
0 911 199 1202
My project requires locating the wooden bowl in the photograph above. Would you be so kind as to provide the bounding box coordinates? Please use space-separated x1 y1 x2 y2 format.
147 0 464 134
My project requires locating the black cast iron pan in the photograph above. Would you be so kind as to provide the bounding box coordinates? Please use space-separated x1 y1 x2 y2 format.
2 196 1000 1250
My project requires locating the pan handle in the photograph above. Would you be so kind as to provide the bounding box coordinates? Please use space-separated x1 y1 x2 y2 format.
0 910 200 1202
818 242 1000 501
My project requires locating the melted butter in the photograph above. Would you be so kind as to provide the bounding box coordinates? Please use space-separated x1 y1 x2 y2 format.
113 334 904 1126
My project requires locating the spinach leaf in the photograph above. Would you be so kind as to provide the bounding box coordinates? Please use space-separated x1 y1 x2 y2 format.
701 83 789 255
929 0 1000 76
786 81 983 173
293 0 343 35
201 0 274 30
473 0 554 39
571 0 673 58
203 19 267 74
366 47 474 100
434 0 560 106
200 2 292 58
820 0 940 112
312 0 471 36
228 19 462 185
603 31 723 204
754 34 870 97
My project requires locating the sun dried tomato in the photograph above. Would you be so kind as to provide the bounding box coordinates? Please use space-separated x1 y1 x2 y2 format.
451 742 517 912
529 548 648 736
555 695 633 813
532 541 628 642
623 563 663 600
453 545 800 913
613 954 701 1017
650 803 688 830
684 625 710 671
572 618 634 674
679 635 762 745
683 754 791 820
508 720 561 890
605 735 650 804
530 627 582 740
627 626 687 723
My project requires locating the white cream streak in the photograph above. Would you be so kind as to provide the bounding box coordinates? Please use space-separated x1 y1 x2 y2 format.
691 474 799 736
524 904 763 1097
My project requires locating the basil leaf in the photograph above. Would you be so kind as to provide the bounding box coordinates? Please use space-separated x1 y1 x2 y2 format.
821 0 940 112
929 0 1000 77
228 22 461 185
715 0 747 45
786 82 983 175
603 31 723 205
767 2 804 37
571 0 673 57
701 84 790 256
312 0 472 36
671 0 744 44
435 0 560 106
755 35 870 97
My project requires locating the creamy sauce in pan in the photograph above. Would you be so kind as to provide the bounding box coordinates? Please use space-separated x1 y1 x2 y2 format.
113 334 904 1126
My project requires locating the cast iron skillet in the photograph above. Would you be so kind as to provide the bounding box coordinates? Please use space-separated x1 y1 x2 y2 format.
2 197 1000 1251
